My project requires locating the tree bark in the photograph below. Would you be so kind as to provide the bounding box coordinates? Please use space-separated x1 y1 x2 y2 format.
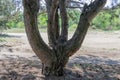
42 50 69 76
23 0 53 66
65 0 107 57
45 0 60 47
23 0 107 77
59 0 68 42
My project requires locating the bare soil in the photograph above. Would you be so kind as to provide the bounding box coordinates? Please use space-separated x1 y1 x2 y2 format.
0 30 120 80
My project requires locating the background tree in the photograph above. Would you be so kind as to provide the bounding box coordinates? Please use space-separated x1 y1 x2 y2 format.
0 0 22 33
92 8 120 30
23 0 107 76
92 1 120 30
0 0 14 32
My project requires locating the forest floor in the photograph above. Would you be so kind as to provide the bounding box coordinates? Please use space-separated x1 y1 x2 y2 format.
0 30 120 80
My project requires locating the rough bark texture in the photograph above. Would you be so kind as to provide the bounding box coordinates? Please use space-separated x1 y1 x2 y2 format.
23 0 107 77
23 0 53 65
66 0 107 57
59 0 68 42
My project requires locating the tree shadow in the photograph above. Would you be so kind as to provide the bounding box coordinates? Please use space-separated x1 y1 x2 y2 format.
68 55 120 67
0 54 120 80
67 55 120 80
0 34 21 38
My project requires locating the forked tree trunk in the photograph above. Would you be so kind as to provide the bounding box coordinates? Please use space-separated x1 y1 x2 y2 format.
23 0 107 76
42 47 69 76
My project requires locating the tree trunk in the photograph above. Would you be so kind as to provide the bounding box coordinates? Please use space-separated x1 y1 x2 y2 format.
23 0 107 77
41 41 69 76
42 54 69 76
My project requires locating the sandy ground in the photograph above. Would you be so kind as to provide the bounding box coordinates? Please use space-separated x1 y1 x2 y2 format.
0 30 120 80
1 31 120 63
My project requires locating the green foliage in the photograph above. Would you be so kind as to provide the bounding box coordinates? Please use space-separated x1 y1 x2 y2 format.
69 24 77 31
0 0 24 33
6 21 16 28
0 0 16 16
1 0 120 32
37 10 80 30
92 8 120 30
0 38 5 42
0 0 16 31
38 13 47 28
68 10 80 28
17 22 24 28
92 12 111 29
67 8 120 31
6 13 24 28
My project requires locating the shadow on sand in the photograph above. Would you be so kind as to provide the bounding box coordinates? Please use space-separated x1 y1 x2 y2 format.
0 33 22 38
0 54 120 80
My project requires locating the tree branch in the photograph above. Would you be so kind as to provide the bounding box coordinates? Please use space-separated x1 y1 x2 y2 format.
59 0 68 42
23 0 53 63
65 0 107 56
45 0 59 47
45 0 52 13
53 8 60 41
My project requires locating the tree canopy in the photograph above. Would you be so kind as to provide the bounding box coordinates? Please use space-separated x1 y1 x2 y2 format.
0 0 120 33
